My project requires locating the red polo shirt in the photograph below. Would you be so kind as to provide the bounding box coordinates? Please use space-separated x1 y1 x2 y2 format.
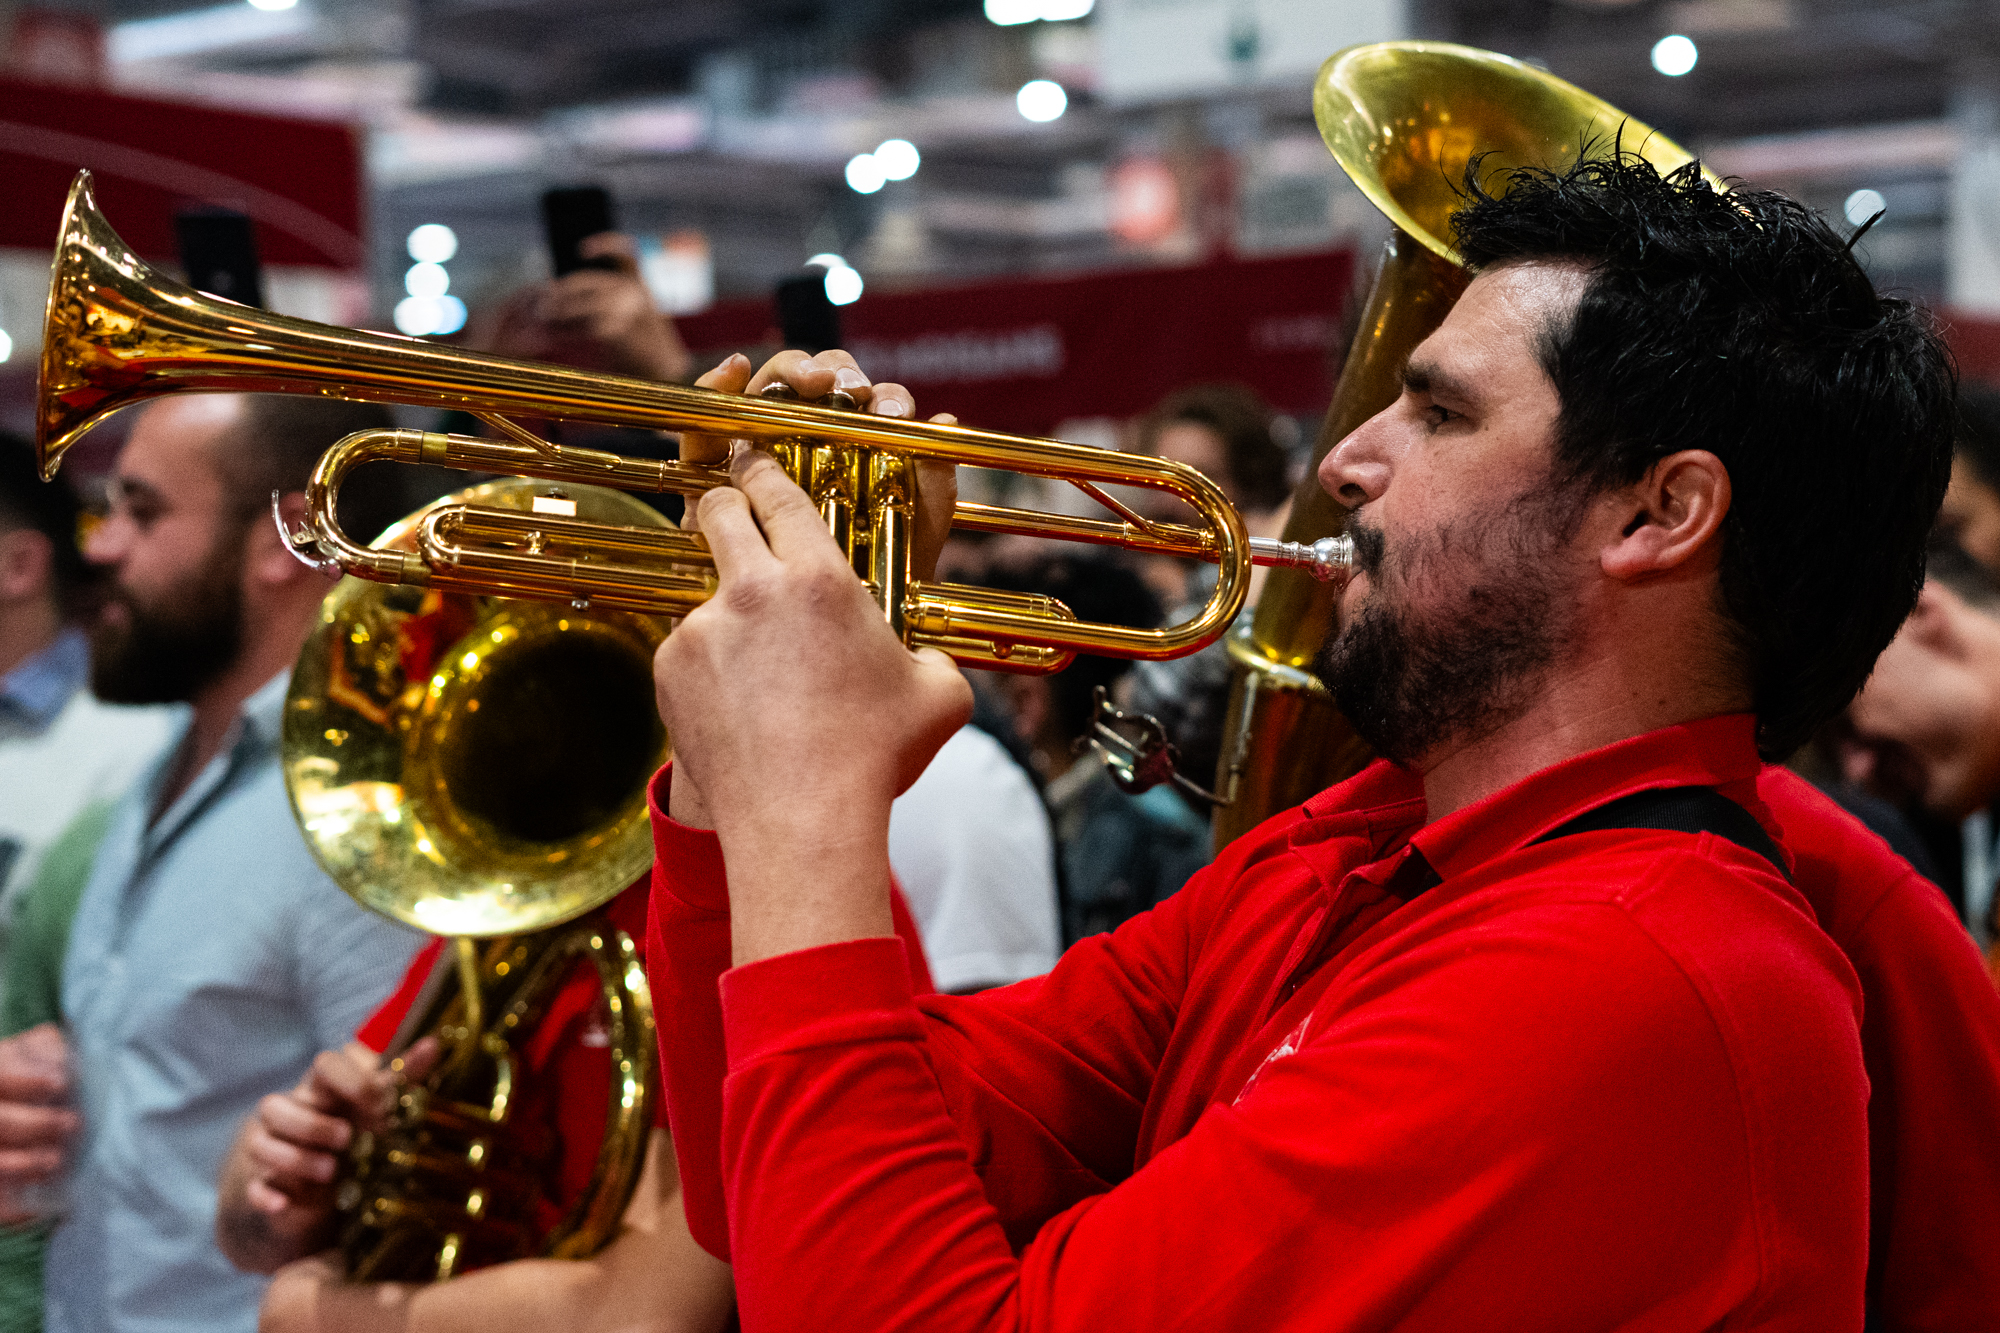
1759 768 2000 1332
649 713 1868 1332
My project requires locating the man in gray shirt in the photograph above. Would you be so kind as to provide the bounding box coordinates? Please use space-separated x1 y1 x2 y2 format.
0 394 424 1333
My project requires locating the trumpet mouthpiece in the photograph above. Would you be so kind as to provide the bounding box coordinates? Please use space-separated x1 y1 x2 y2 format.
1248 534 1353 583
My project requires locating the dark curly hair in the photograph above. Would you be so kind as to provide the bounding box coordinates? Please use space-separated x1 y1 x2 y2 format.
1451 152 1956 758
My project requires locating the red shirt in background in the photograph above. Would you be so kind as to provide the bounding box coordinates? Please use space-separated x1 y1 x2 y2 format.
359 876 936 1230
650 714 1868 1332
1758 767 2000 1333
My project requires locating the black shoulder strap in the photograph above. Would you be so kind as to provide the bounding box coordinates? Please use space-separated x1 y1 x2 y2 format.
1532 786 1791 883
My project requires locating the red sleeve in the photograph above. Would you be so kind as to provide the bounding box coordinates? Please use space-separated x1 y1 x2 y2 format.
355 936 445 1053
715 883 1863 1333
647 763 938 1260
647 760 1276 1263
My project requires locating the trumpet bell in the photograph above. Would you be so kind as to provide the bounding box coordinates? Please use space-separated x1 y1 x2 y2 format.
284 480 673 937
1315 41 1727 266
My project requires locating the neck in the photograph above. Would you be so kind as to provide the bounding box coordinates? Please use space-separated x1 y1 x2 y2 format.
156 605 313 815
1419 627 1748 822
0 598 64 681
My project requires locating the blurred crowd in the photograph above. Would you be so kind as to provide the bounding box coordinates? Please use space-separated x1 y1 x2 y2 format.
2 213 1998 1333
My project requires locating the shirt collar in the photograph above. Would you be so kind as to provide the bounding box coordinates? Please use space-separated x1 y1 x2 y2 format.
0 628 90 728
237 669 293 755
1290 712 1765 889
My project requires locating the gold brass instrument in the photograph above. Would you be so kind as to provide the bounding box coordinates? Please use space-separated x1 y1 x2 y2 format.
39 170 1350 676
286 481 663 1280
1210 41 1727 845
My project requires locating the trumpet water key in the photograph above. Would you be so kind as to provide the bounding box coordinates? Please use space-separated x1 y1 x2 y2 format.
39 169 1349 675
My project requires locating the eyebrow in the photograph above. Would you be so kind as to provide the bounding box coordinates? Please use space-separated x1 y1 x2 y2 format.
1401 359 1482 409
109 475 164 508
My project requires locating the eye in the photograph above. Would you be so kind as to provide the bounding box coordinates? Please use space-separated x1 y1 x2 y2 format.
1423 403 1459 429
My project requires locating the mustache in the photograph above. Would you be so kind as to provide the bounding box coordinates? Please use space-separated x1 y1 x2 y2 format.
1348 520 1385 577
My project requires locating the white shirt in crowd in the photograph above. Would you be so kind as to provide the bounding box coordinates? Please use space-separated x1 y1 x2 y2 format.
888 724 1061 993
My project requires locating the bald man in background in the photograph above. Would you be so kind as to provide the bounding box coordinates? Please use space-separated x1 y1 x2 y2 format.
0 396 421 1333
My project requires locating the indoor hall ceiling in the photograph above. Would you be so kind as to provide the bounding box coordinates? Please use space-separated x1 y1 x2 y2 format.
81 0 1991 315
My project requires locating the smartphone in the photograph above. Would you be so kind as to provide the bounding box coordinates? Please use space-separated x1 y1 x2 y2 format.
775 272 842 355
174 208 264 308
541 186 620 277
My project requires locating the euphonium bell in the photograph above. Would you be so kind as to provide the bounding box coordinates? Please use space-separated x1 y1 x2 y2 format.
286 481 664 1279
39 170 1350 677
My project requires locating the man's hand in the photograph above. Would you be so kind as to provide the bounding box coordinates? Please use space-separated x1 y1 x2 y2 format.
657 350 973 965
218 1039 438 1273
0 1023 75 1224
482 234 690 383
682 349 958 578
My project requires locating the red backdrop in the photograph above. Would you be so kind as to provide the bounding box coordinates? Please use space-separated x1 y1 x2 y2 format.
1951 310 2000 387
0 75 363 268
676 249 1358 436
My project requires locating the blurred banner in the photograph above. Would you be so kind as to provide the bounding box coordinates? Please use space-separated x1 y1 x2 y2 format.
0 76 363 268
677 248 1358 437
1949 312 2000 384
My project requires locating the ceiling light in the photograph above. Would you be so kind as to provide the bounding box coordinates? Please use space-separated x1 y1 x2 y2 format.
1651 34 1697 76
985 0 1092 21
404 262 450 299
394 294 466 338
406 223 458 264
823 264 863 306
431 295 468 336
1017 79 1068 123
807 253 846 269
0 329 11 364
1844 188 1886 227
874 139 920 182
845 153 887 194
985 0 1039 23
247 0 297 9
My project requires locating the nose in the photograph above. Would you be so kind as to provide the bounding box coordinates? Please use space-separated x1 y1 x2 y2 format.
1317 409 1392 511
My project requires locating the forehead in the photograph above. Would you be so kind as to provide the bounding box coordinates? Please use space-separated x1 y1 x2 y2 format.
118 396 241 497
1409 260 1590 395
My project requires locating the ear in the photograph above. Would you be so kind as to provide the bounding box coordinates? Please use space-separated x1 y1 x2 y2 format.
0 528 54 602
1599 449 1731 582
243 492 332 591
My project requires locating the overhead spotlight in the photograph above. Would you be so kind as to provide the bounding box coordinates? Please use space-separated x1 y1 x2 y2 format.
807 252 847 269
1844 188 1887 227
404 262 450 299
985 0 1092 21
874 139 920 182
845 153 887 194
823 264 864 306
1650 34 1697 76
1017 79 1068 123
247 0 298 9
0 328 11 364
431 295 468 336
406 223 458 264
394 295 468 338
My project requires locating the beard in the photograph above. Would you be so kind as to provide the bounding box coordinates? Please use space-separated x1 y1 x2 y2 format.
1315 481 1589 768
91 540 246 706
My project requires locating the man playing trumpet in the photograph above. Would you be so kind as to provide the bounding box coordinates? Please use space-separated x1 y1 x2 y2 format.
643 153 1955 1331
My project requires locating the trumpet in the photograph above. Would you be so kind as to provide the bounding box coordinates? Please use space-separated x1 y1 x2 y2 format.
40 171 1350 674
